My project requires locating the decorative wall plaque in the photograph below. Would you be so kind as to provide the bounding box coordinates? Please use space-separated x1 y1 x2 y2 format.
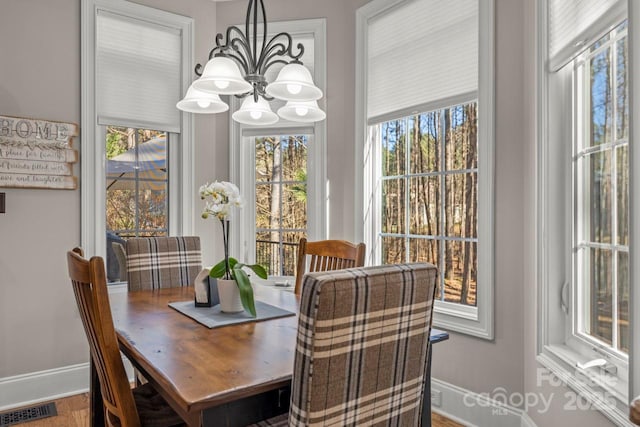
0 115 79 190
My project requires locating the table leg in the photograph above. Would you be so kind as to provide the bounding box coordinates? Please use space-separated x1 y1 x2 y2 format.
422 344 433 427
90 358 105 427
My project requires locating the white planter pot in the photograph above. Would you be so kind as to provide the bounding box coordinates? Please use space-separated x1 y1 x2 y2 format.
217 279 244 313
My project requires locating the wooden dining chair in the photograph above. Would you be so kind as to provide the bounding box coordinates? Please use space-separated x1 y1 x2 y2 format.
294 237 365 294
67 248 185 427
250 263 438 427
125 236 202 291
631 396 640 425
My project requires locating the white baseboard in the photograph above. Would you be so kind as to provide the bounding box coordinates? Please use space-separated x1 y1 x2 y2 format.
1 362 535 426
0 359 134 411
0 363 90 411
431 378 538 427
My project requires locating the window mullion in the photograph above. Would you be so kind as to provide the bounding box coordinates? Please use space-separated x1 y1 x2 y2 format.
439 111 446 300
611 39 619 351
404 116 411 262
134 129 140 236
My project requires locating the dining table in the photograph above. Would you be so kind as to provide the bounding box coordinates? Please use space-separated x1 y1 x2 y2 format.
91 284 449 427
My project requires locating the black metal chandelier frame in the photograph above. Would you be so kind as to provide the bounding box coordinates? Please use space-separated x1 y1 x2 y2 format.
194 0 305 102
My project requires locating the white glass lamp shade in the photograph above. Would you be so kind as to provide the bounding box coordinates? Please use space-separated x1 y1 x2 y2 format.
176 84 229 113
277 100 326 123
192 56 253 95
232 96 279 125
265 63 323 101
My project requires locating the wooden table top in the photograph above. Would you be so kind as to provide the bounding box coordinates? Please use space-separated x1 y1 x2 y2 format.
109 286 299 425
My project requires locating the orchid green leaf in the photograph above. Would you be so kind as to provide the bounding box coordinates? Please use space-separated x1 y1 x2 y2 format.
233 267 256 317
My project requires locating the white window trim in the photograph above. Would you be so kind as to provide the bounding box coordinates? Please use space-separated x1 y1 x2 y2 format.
229 19 327 266
536 1 634 424
355 0 495 339
81 0 195 259
630 0 640 403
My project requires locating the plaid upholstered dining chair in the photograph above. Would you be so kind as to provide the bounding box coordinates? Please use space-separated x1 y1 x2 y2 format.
125 236 202 291
251 262 438 427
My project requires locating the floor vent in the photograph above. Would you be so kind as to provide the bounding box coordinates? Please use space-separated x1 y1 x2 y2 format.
0 403 57 427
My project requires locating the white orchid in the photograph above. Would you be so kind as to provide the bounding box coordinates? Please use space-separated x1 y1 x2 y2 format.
200 180 244 220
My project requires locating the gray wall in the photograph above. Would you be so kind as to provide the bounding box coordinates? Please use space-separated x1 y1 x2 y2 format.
0 0 220 378
0 0 619 425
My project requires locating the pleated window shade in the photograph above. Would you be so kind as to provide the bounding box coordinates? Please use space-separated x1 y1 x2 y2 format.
97 11 182 133
367 0 478 124
547 0 626 71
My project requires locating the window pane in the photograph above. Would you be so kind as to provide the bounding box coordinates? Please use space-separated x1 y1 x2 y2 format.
586 248 613 345
445 173 477 238
410 112 439 174
617 145 629 246
256 183 280 227
256 137 277 183
255 231 304 277
137 187 167 231
410 238 441 300
409 176 439 236
586 151 612 243
616 37 628 141
382 119 406 177
382 179 406 234
106 188 135 232
254 135 307 276
382 236 405 264
590 47 612 147
618 251 629 352
283 231 305 276
409 238 439 265
283 184 307 230
444 240 477 306
281 136 307 181
256 231 279 275
445 104 478 171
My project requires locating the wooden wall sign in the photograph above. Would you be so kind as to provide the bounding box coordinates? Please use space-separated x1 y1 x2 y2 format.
0 115 79 190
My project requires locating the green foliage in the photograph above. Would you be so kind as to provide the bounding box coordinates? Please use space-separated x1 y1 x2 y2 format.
105 128 128 160
209 257 268 317
289 169 307 202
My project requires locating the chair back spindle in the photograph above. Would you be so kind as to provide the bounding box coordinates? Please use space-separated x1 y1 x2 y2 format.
295 238 365 294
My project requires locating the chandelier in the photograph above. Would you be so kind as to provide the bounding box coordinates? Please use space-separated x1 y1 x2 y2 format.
177 0 325 126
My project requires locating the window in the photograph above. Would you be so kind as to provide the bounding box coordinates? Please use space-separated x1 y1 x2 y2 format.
574 24 629 355
106 127 169 239
537 0 631 422
229 19 326 275
377 103 478 307
254 135 309 276
81 0 194 276
356 0 494 338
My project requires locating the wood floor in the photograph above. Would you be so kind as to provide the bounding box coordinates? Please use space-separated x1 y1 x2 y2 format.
7 393 464 427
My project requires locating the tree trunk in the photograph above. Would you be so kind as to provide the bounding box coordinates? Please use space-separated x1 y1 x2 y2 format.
461 104 477 304
270 138 282 275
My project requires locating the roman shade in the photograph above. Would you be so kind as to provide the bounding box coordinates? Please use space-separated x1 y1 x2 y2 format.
366 0 478 124
97 10 182 132
547 0 626 71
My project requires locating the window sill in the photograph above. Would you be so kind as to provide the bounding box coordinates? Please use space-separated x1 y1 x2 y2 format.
433 301 492 340
537 345 630 425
